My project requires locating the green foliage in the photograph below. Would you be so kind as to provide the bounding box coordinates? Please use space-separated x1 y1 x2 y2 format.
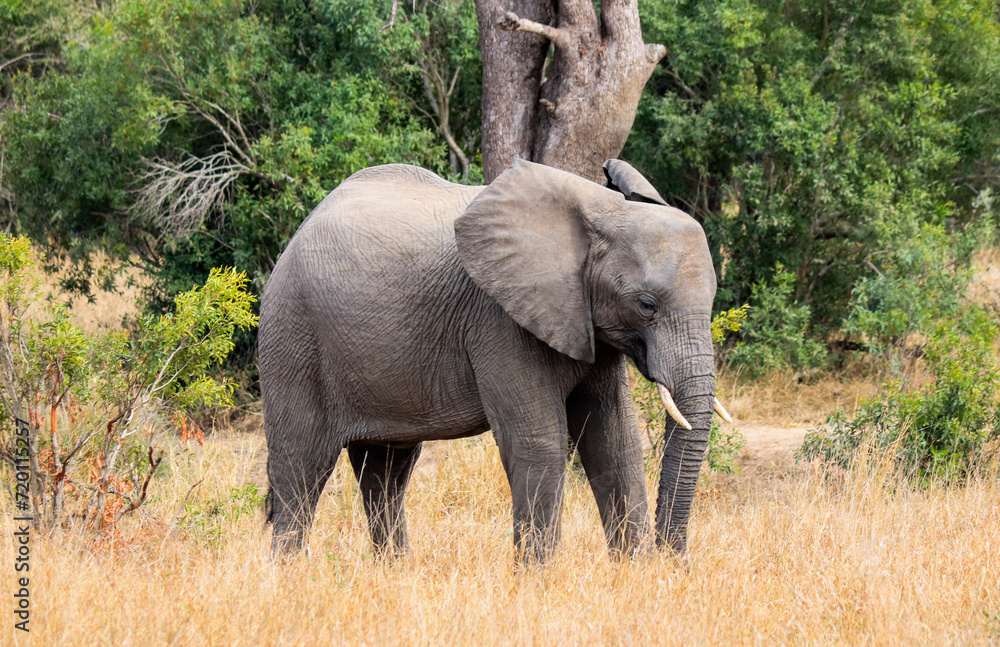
800 310 1000 480
711 304 749 345
727 265 828 379
706 420 745 475
1 0 479 312
630 0 1000 338
178 483 265 547
0 234 257 529
844 217 991 358
120 266 260 409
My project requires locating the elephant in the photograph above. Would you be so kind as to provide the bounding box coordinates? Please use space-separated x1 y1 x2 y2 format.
258 158 730 561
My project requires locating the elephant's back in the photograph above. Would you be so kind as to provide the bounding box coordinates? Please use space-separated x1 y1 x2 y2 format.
260 165 493 440
267 165 480 300
298 164 482 252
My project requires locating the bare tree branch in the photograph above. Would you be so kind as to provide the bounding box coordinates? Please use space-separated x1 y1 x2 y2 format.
131 151 247 239
663 61 700 102
0 52 44 74
499 11 569 49
414 46 471 181
382 0 400 31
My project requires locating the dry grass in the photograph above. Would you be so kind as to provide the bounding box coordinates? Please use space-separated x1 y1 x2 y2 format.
718 367 883 427
3 431 998 646
971 246 1000 312
5 257 998 645
37 253 149 335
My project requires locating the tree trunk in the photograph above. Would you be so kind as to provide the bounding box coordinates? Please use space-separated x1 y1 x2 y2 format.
476 0 553 183
475 0 665 183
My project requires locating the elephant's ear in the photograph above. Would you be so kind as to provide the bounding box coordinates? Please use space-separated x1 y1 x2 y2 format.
455 160 621 363
603 159 667 205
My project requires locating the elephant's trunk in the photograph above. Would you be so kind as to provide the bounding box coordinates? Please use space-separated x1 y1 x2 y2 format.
649 313 716 552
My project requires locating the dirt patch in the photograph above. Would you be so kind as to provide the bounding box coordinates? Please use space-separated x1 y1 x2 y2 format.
733 422 808 458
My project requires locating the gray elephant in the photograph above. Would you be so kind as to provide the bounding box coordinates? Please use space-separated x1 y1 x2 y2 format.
258 159 730 561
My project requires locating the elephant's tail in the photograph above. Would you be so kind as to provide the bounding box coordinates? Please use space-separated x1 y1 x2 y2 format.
264 485 275 525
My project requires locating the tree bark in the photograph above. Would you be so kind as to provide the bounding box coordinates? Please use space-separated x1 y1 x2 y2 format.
476 0 553 183
476 0 665 183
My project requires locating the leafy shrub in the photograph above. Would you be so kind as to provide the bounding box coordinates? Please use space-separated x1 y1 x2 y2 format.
1 0 474 312
629 0 1000 332
711 304 750 345
843 218 990 363
177 483 265 548
0 234 258 534
705 421 745 475
800 309 1000 480
726 265 828 379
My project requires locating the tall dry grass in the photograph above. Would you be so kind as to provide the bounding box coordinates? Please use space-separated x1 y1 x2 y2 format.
4 252 998 645
3 430 998 646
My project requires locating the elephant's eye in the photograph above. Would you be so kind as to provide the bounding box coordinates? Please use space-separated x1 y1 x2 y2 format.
637 294 658 314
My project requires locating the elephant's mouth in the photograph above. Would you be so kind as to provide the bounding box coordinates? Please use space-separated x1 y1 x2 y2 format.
628 336 733 429
600 329 733 428
594 327 652 376
621 334 651 379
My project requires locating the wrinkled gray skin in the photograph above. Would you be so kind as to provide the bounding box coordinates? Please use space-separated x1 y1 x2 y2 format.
259 159 717 561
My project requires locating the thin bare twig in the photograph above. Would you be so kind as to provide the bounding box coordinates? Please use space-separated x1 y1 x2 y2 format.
865 258 885 278
0 52 44 74
131 151 247 239
382 0 399 31
171 477 207 528
115 446 164 521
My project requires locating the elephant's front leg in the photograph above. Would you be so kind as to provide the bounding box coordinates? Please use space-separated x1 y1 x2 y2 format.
567 349 650 558
493 422 568 563
482 374 572 562
474 329 587 563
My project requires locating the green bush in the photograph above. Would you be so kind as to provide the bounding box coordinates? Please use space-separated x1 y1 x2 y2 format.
1 0 477 310
629 0 1000 331
799 309 1000 481
705 420 745 475
177 483 265 548
726 265 828 379
843 218 990 363
0 234 258 532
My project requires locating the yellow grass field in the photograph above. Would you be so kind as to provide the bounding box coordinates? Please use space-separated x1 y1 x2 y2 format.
3 427 999 646
2 255 999 646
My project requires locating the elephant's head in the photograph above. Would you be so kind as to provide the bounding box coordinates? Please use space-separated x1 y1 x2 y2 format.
455 159 730 552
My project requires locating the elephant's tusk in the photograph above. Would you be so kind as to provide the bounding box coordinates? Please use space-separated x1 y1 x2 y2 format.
714 397 733 424
657 384 692 431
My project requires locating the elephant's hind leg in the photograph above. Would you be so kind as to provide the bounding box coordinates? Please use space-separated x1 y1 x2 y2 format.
266 432 341 554
263 360 342 554
261 294 347 555
347 442 422 556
